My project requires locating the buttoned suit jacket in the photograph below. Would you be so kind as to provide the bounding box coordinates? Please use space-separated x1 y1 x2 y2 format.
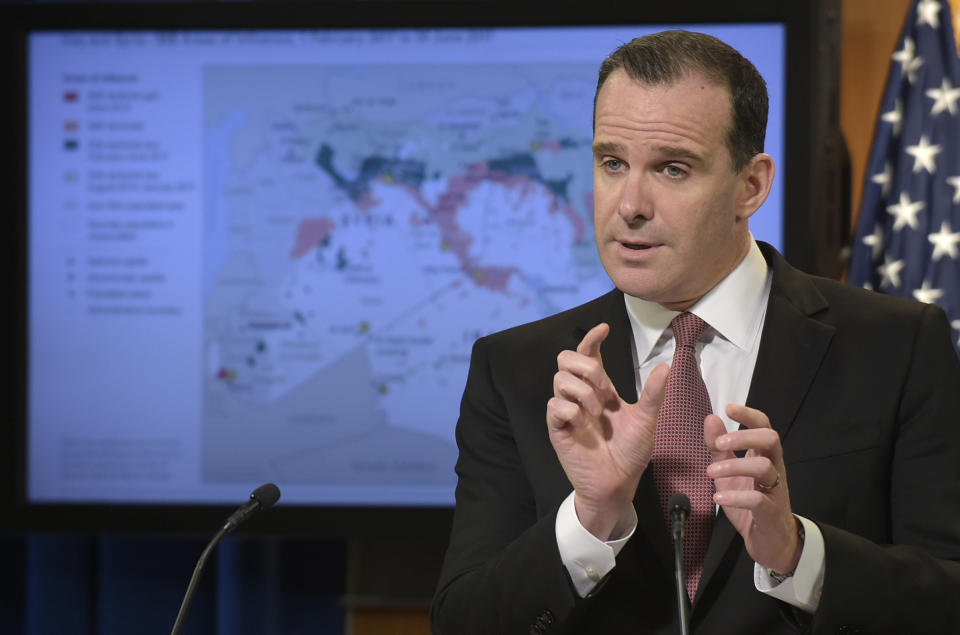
431 243 960 634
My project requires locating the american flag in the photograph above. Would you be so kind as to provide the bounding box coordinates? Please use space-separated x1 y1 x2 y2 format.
848 0 960 357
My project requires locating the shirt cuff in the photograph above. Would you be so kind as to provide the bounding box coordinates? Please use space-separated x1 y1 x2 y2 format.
555 491 637 597
754 515 825 613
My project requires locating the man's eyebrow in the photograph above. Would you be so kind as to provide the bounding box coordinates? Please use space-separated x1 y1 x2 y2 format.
650 145 705 165
592 141 625 157
592 141 707 166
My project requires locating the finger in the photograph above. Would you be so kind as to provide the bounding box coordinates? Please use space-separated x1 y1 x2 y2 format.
754 470 782 492
556 349 612 396
707 455 775 482
714 428 783 462
553 370 605 418
713 488 772 510
703 413 731 460
576 322 610 362
635 362 668 418
725 403 772 430
546 396 582 432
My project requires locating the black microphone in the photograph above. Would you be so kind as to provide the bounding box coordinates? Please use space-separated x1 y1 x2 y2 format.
170 483 282 635
223 482 281 533
669 493 691 635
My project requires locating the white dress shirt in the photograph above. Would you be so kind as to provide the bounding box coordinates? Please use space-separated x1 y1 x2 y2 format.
555 239 825 612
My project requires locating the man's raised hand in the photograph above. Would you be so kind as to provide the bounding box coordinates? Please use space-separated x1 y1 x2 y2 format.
546 322 669 540
705 405 802 574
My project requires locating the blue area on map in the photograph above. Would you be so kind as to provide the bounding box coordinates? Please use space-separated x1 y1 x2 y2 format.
315 143 427 201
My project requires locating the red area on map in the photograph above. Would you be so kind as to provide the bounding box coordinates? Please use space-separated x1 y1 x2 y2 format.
290 217 336 259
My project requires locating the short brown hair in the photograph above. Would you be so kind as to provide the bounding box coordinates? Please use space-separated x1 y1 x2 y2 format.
594 30 768 172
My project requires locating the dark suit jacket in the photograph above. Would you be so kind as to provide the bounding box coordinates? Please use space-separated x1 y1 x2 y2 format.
431 243 960 634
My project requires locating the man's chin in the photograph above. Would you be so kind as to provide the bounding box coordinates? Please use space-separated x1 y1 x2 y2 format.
607 272 661 302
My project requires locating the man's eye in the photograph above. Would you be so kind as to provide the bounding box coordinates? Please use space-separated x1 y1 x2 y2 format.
603 159 623 171
664 165 686 177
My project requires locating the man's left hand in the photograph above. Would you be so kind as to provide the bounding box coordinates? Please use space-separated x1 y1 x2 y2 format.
704 404 802 575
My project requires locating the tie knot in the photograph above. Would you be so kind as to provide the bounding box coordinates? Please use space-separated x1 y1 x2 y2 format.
671 312 708 348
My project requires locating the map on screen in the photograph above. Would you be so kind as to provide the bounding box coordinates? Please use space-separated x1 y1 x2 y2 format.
27 25 783 505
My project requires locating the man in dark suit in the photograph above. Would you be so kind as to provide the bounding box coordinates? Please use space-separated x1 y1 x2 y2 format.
431 31 960 634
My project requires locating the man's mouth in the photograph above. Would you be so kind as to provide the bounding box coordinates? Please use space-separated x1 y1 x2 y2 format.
620 240 656 250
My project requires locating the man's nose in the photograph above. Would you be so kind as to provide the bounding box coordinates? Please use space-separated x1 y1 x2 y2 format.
617 174 653 224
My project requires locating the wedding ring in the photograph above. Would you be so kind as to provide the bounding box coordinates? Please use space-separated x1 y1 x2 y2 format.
757 472 781 491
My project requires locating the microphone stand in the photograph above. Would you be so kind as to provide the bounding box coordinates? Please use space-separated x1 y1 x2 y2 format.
672 525 690 635
170 525 228 635
669 493 691 635
170 483 281 635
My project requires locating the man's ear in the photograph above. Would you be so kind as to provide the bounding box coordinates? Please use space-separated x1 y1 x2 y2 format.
736 153 775 221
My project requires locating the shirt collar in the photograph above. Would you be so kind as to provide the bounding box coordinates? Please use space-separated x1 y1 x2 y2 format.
624 238 769 363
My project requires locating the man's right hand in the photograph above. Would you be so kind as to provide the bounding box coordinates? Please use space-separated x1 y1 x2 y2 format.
546 322 669 541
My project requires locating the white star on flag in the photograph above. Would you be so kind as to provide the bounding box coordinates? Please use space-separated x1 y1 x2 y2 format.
913 280 944 303
892 36 925 83
917 0 942 28
879 255 906 289
871 161 894 195
952 320 960 346
926 78 960 115
888 191 925 230
881 99 904 136
929 221 960 260
948 175 960 203
905 135 942 173
863 224 885 260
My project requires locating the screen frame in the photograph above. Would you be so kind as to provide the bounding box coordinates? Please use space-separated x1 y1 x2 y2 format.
2 0 836 536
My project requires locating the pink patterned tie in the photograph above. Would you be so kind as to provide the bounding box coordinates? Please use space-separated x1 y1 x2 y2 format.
652 312 714 602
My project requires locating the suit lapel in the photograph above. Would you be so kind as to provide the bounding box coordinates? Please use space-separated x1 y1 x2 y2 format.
695 243 835 606
745 244 834 443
